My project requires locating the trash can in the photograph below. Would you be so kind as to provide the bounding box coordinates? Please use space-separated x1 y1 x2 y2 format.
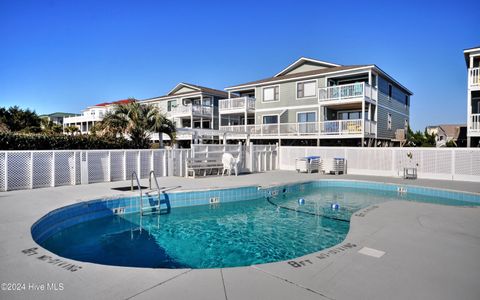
331 158 345 175
295 156 321 173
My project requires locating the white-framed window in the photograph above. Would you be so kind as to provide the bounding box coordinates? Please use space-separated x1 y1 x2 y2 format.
297 112 316 123
262 86 279 102
167 100 177 112
388 113 392 130
296 80 316 99
262 115 278 124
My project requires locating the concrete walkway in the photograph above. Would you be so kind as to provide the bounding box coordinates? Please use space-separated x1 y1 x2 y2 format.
0 171 479 299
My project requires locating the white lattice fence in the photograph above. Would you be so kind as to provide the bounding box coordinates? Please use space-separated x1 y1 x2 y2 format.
0 149 191 191
279 147 480 182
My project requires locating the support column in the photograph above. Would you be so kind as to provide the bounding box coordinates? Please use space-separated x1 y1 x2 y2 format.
361 89 365 147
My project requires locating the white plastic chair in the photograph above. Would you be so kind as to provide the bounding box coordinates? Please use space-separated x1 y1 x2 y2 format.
222 153 241 176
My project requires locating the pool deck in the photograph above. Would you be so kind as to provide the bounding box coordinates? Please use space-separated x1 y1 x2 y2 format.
1 171 480 299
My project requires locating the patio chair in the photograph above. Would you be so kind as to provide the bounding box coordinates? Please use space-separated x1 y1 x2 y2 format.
222 153 241 176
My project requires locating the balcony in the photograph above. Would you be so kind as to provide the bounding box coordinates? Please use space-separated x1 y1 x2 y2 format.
319 82 377 103
470 113 480 134
219 97 255 113
469 68 480 89
63 114 103 124
168 104 213 117
220 119 376 137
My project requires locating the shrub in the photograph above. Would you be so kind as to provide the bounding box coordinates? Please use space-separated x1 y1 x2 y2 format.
0 133 139 150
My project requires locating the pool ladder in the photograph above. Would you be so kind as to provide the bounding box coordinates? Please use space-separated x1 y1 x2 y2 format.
131 171 162 215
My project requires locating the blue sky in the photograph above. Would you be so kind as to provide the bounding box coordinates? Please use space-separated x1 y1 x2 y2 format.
0 0 478 130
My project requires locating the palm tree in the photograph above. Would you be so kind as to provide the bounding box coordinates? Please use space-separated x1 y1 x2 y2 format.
99 101 175 148
64 125 80 136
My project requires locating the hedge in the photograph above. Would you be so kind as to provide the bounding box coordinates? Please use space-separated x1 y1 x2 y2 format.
0 133 140 150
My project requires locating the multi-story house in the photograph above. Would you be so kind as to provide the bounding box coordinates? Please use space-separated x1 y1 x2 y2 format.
63 99 134 134
465 46 480 147
39 112 77 126
142 82 228 143
220 57 412 146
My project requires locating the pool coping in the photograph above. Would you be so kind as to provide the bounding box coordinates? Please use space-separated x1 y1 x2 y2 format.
1 171 480 299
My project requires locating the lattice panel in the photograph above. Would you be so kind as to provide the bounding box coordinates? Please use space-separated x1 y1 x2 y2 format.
0 153 5 191
125 151 138 178
395 149 421 173
110 151 125 181
455 150 480 176
87 151 109 183
139 151 151 179
419 150 451 175
54 151 76 186
7 152 32 190
32 152 53 188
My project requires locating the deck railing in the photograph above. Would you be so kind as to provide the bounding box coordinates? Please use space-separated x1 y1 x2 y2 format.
219 97 256 111
469 68 480 88
470 113 480 132
319 82 377 102
169 104 212 116
220 119 376 136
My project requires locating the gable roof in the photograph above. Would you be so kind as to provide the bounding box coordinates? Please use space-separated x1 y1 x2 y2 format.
143 83 228 102
274 57 341 77
227 65 369 89
463 46 480 66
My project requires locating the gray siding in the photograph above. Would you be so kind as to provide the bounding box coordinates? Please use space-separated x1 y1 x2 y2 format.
376 76 410 139
282 62 327 75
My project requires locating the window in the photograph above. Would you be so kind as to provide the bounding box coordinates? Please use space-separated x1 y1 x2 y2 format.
167 100 177 112
338 111 362 120
263 115 278 124
263 86 279 102
388 113 392 130
371 74 378 88
404 119 408 130
388 84 393 99
297 112 316 123
297 81 316 98
202 98 212 106
202 120 210 129
405 95 409 106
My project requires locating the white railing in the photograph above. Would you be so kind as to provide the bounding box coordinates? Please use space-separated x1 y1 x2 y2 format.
220 119 374 137
192 144 278 173
169 104 212 116
470 113 480 132
279 147 480 182
219 97 256 111
319 82 377 102
63 115 103 124
0 149 190 191
469 68 480 88
0 144 278 191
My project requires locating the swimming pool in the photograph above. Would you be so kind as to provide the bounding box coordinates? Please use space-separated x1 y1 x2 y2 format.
32 180 480 269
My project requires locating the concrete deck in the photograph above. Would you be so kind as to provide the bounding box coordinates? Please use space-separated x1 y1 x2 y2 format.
0 171 479 299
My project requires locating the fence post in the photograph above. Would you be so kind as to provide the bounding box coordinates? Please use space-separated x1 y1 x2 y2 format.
4 152 8 191
276 142 279 170
391 148 396 177
163 150 167 176
249 142 254 172
51 152 56 187
73 151 77 185
30 152 34 189
137 151 141 178
107 151 111 182
123 151 127 180
451 150 455 180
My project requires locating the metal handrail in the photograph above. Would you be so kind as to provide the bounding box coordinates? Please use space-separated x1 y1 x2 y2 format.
131 171 143 213
149 170 162 212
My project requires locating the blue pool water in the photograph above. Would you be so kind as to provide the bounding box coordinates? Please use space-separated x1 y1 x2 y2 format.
36 182 480 269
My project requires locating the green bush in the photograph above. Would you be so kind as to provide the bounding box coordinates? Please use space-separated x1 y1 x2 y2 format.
0 133 141 150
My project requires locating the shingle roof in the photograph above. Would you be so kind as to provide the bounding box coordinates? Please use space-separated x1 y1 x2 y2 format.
227 65 369 88
142 83 228 101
